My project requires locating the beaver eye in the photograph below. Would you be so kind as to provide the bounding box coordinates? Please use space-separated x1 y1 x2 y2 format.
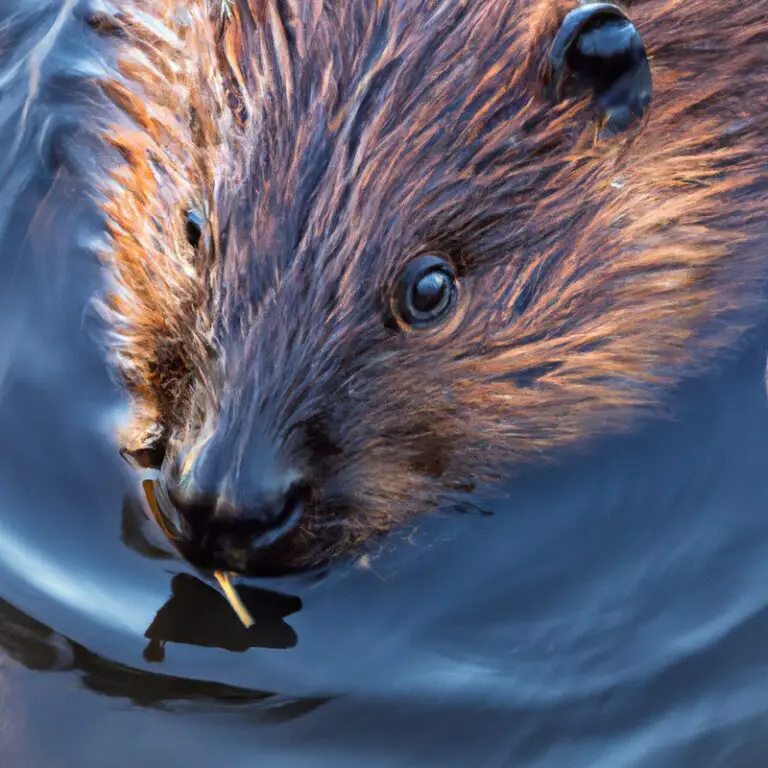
185 209 204 249
393 254 458 329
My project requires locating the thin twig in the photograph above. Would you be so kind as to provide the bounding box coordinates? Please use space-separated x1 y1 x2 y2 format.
214 571 255 628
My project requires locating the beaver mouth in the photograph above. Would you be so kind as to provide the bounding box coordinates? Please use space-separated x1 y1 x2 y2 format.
140 476 322 576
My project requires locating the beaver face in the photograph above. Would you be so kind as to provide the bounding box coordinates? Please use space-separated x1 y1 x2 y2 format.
100 0 766 575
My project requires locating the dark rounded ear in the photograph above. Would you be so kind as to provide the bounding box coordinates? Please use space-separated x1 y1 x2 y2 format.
548 3 652 136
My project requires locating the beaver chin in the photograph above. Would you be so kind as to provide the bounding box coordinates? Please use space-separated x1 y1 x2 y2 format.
172 526 326 578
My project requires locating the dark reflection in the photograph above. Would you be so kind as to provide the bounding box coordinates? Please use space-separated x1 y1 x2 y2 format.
0 596 328 718
143 573 303 662
0 596 263 705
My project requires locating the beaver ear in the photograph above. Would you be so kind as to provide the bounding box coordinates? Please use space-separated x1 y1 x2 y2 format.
548 3 652 136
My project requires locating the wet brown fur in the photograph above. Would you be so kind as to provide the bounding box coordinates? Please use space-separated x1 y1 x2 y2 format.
96 0 768 565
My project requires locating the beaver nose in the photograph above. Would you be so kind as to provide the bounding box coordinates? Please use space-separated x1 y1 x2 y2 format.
160 435 309 570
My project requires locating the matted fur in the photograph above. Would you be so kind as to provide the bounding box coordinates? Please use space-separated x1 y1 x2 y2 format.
96 0 768 566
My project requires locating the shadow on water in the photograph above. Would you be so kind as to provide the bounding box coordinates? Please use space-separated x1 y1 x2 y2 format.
0 593 333 720
141 573 302 661
0 493 314 712
0 518 331 720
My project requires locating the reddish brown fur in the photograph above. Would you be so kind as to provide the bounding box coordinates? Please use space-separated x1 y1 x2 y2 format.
96 0 768 566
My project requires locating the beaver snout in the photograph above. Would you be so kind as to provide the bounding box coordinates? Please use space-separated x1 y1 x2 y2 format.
157 432 312 574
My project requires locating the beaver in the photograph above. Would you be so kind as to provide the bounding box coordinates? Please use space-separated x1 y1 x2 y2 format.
91 0 768 575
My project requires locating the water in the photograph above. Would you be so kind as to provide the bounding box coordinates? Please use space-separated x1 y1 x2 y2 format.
2 2 768 766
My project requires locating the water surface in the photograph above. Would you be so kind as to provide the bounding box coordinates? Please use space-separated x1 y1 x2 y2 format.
2 2 768 766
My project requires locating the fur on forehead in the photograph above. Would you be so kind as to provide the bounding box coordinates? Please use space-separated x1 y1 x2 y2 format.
97 0 768 466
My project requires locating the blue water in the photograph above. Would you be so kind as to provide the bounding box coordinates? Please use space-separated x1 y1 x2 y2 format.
2 2 768 766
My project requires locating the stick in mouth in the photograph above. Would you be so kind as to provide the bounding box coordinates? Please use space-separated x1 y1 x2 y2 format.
139 476 255 629
214 571 255 628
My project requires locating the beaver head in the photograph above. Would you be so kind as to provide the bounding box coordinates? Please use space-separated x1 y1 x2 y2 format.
97 0 768 574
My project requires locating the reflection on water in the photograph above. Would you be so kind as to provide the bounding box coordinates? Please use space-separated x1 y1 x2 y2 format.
142 574 302 661
0 517 155 637
0 595 332 719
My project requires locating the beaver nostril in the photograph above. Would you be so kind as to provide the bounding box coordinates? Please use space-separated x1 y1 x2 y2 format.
156 466 311 573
